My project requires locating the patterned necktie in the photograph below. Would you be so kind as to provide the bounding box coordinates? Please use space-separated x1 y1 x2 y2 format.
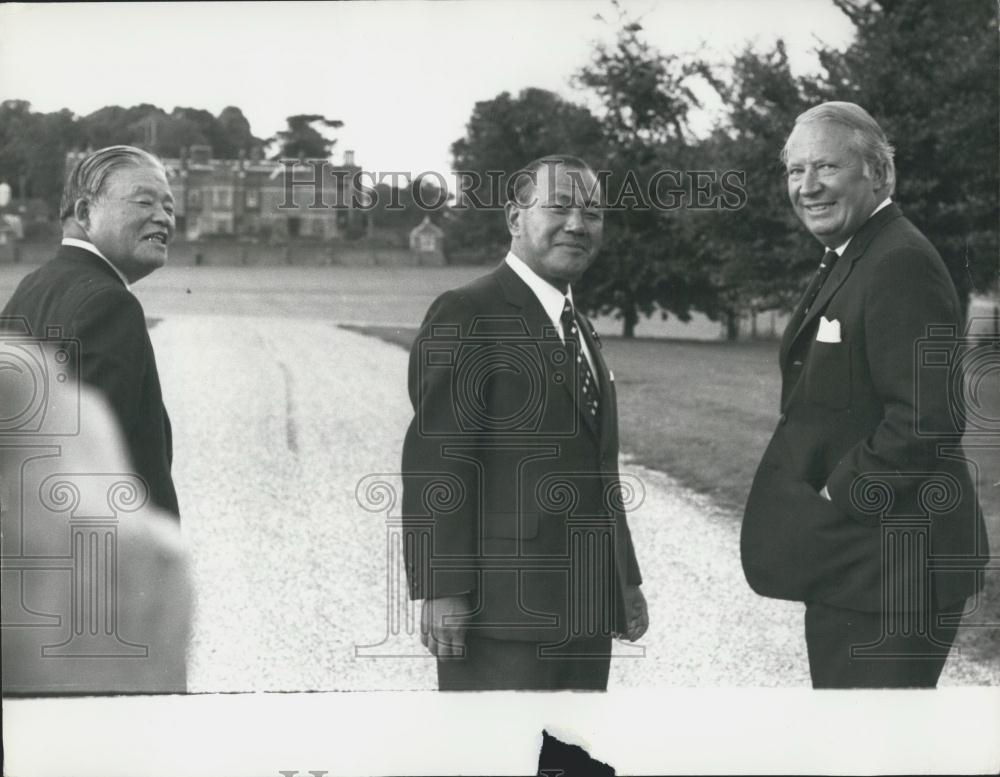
561 300 600 420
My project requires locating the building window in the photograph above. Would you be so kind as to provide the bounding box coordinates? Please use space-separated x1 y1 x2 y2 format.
212 187 233 210
188 189 202 210
245 189 259 209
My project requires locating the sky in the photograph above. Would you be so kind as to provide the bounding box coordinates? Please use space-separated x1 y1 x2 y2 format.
0 1 856 180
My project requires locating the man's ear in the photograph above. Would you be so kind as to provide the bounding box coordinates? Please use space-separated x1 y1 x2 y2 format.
72 197 92 228
504 201 521 237
867 160 888 193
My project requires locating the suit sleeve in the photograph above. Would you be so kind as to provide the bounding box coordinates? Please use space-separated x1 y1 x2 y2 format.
826 245 962 520
70 286 150 439
401 290 480 600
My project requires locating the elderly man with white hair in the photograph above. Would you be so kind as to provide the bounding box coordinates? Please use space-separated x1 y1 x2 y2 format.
2 145 180 518
741 102 988 688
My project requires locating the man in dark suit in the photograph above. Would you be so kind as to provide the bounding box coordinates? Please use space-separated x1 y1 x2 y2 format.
2 145 179 518
741 102 988 687
401 155 647 690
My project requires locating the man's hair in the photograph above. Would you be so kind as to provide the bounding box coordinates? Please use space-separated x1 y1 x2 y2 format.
60 145 165 220
781 101 896 196
506 154 597 207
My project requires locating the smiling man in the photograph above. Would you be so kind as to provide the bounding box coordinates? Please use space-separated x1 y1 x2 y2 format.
2 145 180 518
741 103 987 687
401 155 646 690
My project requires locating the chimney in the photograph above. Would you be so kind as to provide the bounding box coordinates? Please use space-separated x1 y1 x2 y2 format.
344 149 355 166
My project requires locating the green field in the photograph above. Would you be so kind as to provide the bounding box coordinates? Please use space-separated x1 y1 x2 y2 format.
346 323 999 522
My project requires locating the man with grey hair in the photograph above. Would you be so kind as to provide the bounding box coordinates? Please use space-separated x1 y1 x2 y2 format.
2 145 180 517
741 102 987 687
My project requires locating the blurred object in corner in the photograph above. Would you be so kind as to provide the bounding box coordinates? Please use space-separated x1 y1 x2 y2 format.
1 335 192 694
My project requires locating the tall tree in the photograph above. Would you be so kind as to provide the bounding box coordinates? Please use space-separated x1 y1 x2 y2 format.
574 7 714 336
215 106 262 158
815 0 999 299
270 114 344 160
691 42 816 337
0 100 78 209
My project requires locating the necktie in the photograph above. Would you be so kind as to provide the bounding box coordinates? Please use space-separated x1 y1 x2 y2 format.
560 300 600 420
802 249 839 317
787 249 839 338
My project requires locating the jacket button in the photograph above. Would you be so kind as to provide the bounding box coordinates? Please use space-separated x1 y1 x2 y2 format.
779 413 788 425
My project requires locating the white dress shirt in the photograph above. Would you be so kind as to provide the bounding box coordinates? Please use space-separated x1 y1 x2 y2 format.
61 237 131 289
504 251 598 376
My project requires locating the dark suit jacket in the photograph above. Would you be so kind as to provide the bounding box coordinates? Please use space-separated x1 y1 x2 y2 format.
742 204 987 612
401 261 642 643
1 244 179 518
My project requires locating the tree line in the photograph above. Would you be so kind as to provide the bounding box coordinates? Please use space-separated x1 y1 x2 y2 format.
449 0 998 335
0 104 347 208
1 0 995 335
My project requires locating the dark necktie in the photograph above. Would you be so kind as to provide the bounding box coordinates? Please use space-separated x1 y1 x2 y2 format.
787 249 839 338
802 249 839 316
560 300 600 420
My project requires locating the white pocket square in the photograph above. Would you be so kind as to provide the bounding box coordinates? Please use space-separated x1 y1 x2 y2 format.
609 369 615 382
816 316 841 343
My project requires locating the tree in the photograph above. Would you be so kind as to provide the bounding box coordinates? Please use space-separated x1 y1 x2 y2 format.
689 42 816 337
449 87 606 259
215 106 262 158
814 0 999 300
1 101 271 216
0 100 78 210
573 6 715 336
270 114 344 160
154 110 210 158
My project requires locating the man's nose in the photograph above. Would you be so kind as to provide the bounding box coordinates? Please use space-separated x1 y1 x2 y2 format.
564 208 585 232
800 167 822 195
152 203 175 230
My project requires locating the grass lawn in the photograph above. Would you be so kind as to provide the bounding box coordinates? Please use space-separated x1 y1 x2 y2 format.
345 323 998 521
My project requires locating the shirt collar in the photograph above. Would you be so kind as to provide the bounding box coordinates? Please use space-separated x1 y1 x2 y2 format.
505 251 573 337
832 196 892 256
61 238 131 289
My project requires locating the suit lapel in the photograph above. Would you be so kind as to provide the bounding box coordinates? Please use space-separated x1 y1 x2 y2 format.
781 204 903 369
493 262 586 426
495 262 603 440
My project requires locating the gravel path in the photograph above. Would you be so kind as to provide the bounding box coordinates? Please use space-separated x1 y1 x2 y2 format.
151 315 995 690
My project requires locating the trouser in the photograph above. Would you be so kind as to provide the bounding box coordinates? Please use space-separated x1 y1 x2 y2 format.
437 633 613 691
804 597 966 688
